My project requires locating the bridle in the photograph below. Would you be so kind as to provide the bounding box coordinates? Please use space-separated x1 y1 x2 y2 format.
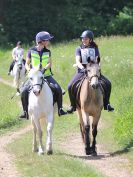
30 77 44 92
88 74 99 83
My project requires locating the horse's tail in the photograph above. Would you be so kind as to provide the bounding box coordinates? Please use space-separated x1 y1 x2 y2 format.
89 116 93 147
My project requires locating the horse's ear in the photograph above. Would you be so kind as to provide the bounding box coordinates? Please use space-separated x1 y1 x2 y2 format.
96 56 100 64
30 64 33 69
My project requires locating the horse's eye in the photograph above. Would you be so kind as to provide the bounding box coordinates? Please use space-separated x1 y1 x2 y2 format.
40 76 43 80
30 77 33 80
87 69 90 72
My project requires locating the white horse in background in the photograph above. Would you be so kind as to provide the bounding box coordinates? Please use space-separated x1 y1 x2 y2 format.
12 53 25 90
28 66 54 155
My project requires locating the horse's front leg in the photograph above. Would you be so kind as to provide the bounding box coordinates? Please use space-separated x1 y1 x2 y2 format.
81 109 91 155
92 124 97 156
34 118 44 155
31 117 38 152
46 113 54 155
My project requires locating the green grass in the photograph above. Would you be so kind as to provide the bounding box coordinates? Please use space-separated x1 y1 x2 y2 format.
8 115 105 177
0 82 27 134
0 36 133 176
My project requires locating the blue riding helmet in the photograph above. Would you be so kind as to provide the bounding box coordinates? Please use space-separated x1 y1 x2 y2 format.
36 31 54 43
80 30 94 40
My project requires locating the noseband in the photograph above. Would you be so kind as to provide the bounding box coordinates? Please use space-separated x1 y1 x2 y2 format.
88 74 99 83
31 79 44 92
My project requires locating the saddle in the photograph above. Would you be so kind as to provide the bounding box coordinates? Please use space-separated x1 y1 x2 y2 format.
71 76 86 108
71 76 105 109
44 79 64 105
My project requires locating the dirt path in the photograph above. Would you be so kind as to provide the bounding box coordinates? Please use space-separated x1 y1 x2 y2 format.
0 77 15 88
0 125 32 177
0 78 133 177
0 78 31 177
59 121 133 177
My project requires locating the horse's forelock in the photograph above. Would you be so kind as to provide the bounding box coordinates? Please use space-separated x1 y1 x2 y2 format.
28 68 42 78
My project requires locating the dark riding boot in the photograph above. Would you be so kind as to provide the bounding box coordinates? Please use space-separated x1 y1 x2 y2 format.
67 106 76 114
106 104 114 112
20 90 29 119
19 111 29 119
8 60 15 75
67 87 76 114
100 75 114 112
58 108 67 116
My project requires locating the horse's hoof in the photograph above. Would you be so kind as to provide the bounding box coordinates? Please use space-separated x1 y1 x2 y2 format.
92 151 97 156
32 148 38 153
86 152 91 155
85 147 92 155
38 151 44 155
47 150 53 155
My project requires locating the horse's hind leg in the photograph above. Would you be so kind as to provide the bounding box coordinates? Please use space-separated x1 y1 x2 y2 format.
31 117 38 152
77 109 85 143
46 113 54 155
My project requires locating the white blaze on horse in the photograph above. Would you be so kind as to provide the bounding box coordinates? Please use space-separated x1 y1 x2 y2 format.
77 62 103 156
12 53 25 90
28 66 54 155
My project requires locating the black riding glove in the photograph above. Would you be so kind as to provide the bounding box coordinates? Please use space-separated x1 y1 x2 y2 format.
41 68 47 74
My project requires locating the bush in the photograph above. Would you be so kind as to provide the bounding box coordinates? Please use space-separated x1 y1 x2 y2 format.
107 7 133 35
0 24 8 46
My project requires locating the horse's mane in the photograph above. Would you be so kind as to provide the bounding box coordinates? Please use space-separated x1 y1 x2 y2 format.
87 61 98 67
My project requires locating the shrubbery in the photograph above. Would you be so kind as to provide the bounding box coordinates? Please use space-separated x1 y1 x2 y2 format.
0 0 132 44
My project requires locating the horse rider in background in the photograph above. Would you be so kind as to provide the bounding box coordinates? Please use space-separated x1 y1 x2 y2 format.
8 41 25 75
67 30 114 114
19 31 67 119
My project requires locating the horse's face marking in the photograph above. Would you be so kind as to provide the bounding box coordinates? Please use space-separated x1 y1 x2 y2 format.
86 63 100 89
29 69 44 96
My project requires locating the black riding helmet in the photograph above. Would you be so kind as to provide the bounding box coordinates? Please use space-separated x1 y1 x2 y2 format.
80 30 94 40
17 41 22 45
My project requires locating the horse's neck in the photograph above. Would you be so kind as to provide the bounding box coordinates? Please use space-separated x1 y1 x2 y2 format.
39 82 51 98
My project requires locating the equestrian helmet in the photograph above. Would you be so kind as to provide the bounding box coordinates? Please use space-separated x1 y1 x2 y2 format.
17 41 22 45
36 31 54 43
80 30 94 40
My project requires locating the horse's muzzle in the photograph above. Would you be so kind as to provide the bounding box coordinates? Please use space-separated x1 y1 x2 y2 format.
33 90 41 96
19 64 22 70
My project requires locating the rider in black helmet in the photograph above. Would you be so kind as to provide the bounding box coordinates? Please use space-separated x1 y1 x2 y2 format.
67 30 114 113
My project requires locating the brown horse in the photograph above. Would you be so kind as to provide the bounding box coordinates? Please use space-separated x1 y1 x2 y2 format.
77 62 103 156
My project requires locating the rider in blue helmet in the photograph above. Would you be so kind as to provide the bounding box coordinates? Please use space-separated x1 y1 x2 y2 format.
67 29 114 113
36 31 54 43
19 31 67 119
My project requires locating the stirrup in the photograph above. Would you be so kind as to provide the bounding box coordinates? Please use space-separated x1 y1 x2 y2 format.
107 104 114 112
